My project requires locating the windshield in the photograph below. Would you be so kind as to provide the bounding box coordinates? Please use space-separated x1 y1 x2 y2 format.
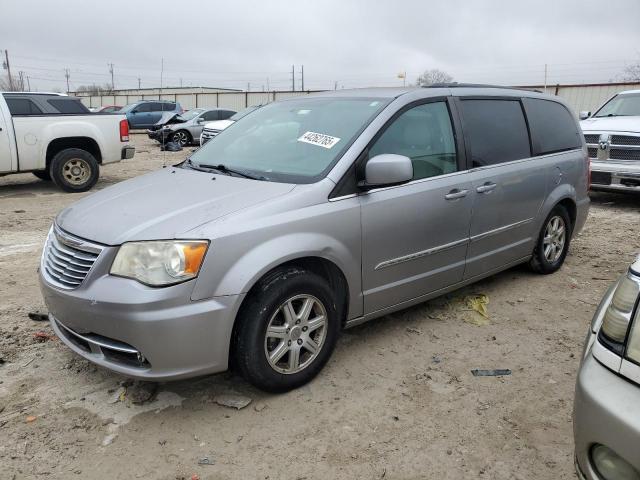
187 97 389 183
180 108 204 121
595 93 640 117
229 105 260 121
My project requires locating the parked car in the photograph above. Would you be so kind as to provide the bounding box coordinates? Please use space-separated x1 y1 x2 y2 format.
95 105 122 113
40 85 589 392
573 255 640 479
581 89 640 192
199 105 260 146
147 108 236 146
0 92 134 192
120 100 182 129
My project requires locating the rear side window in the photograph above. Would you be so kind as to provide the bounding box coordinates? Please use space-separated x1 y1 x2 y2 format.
460 99 531 167
48 99 89 114
5 98 43 115
523 98 581 155
154 102 175 111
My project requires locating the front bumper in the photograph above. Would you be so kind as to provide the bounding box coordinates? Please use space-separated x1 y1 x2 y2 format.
147 128 172 143
574 352 640 478
121 146 135 160
40 267 244 381
591 160 640 193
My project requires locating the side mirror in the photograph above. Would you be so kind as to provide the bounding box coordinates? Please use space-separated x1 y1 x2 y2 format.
361 154 413 188
579 111 591 120
196 117 205 123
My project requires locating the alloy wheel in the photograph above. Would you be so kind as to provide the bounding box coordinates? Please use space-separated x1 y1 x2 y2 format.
264 294 328 374
543 215 566 263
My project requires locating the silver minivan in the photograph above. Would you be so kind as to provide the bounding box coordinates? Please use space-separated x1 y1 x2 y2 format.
40 86 590 392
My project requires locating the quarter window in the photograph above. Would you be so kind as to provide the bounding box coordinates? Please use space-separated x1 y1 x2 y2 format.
47 98 89 114
369 101 457 180
523 98 581 155
460 99 531 167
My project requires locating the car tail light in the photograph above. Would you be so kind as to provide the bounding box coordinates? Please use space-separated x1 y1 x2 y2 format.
120 119 129 142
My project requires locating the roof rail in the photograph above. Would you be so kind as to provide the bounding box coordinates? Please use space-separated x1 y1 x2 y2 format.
423 82 542 93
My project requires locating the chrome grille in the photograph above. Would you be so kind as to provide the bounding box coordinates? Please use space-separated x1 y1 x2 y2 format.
42 226 103 289
612 135 640 146
584 133 640 161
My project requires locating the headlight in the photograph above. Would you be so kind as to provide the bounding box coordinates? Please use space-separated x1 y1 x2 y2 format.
110 240 208 286
601 274 639 343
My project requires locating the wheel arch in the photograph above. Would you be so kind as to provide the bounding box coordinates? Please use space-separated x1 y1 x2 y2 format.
538 183 578 234
228 255 350 369
46 137 102 170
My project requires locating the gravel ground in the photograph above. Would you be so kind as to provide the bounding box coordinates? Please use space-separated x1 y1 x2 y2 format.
1 136 639 480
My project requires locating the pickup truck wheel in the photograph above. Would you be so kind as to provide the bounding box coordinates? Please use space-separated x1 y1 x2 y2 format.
32 171 51 181
233 267 340 392
171 130 191 146
529 205 572 274
50 148 99 193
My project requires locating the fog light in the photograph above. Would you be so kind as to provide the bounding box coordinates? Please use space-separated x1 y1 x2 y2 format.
592 445 640 480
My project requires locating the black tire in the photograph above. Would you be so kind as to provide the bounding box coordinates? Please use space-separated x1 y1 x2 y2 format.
233 267 340 393
32 170 51 181
529 204 572 274
50 148 99 193
171 130 192 146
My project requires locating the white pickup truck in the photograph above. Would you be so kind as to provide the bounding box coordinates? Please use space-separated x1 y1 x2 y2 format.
0 92 135 192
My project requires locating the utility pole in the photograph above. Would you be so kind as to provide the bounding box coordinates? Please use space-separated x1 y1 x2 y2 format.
26 75 31 91
138 77 141 89
180 78 183 87
3 49 14 90
334 81 337 90
18 71 24 91
266 77 270 91
64 68 70 94
300 65 304 91
543 64 548 93
159 57 164 100
108 63 114 91
291 65 295 91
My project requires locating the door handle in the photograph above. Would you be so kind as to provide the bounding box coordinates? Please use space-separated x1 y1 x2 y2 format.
476 182 497 194
444 188 468 200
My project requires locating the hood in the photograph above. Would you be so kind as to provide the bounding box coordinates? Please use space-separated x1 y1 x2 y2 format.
150 112 185 129
203 119 234 131
580 115 640 133
56 168 296 245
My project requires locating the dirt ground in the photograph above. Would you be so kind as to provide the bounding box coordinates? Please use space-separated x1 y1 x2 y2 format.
1 135 639 480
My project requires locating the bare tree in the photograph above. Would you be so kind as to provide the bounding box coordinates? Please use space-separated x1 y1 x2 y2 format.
618 61 640 82
75 83 114 95
416 69 454 86
0 74 23 91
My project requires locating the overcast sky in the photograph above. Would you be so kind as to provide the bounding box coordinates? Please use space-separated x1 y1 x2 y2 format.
2 0 639 92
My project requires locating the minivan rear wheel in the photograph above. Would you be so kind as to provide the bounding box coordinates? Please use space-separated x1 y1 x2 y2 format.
233 266 340 392
529 204 572 274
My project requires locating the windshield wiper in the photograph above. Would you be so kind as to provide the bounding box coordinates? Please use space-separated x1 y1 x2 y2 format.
186 159 265 180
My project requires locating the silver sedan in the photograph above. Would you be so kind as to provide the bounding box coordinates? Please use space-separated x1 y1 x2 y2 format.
151 108 236 146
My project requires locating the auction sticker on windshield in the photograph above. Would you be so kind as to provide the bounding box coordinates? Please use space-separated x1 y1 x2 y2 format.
298 131 341 149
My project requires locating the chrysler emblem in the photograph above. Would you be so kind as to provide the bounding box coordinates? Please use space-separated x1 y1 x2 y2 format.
597 133 611 161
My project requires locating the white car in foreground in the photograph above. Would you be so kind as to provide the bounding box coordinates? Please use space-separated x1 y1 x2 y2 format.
580 89 640 192
199 105 261 146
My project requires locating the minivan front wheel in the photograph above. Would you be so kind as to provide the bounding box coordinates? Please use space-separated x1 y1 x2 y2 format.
233 267 339 392
529 205 572 274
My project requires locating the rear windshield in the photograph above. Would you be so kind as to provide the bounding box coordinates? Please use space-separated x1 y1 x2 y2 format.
188 97 389 183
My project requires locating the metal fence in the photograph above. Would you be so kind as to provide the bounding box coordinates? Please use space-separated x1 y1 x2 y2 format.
78 82 640 115
78 90 319 111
